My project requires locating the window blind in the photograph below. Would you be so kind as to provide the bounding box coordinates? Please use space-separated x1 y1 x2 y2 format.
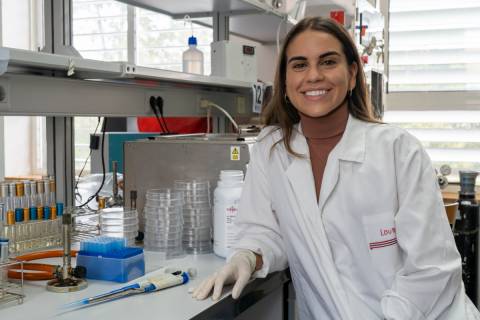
389 0 480 92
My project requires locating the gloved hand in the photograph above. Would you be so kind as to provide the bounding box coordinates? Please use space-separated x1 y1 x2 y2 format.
191 249 257 301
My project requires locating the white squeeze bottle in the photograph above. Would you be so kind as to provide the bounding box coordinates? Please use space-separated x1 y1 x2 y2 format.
182 36 204 75
213 170 244 258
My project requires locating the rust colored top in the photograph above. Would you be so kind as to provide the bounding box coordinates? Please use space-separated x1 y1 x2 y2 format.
299 103 349 200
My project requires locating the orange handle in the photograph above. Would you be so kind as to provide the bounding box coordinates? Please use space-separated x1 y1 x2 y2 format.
8 250 78 281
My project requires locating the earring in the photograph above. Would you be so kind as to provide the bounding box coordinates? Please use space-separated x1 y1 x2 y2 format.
348 89 353 98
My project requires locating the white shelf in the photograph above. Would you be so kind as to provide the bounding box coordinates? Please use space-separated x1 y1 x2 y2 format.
115 0 356 43
1 47 252 89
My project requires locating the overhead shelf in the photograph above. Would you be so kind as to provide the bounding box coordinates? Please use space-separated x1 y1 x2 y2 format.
116 0 299 43
0 47 252 90
116 0 356 43
0 47 253 117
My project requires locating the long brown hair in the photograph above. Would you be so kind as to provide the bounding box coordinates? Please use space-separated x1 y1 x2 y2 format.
262 17 377 156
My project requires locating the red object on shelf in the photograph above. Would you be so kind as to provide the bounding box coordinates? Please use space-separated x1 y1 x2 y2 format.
137 117 209 134
330 11 345 25
361 55 369 64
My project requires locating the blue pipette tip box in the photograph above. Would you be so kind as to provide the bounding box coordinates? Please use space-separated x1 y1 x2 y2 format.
77 236 145 283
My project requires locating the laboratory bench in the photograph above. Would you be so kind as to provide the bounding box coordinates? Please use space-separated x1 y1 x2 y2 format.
0 252 291 320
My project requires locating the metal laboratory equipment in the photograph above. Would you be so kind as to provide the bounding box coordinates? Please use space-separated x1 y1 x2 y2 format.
453 170 479 305
123 134 256 231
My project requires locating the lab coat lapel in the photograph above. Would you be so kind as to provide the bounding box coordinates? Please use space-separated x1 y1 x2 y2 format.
319 115 366 213
285 126 319 224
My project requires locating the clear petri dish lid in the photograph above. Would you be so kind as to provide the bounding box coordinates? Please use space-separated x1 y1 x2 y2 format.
145 224 183 233
182 193 210 202
101 224 138 233
144 206 183 215
182 201 211 209
146 188 184 201
174 180 210 191
99 207 138 219
100 215 138 225
145 198 184 207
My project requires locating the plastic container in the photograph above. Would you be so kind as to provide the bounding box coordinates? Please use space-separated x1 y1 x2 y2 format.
77 237 145 283
213 170 244 258
76 248 145 283
182 36 204 75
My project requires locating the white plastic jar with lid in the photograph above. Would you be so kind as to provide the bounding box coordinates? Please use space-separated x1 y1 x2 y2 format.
213 170 244 258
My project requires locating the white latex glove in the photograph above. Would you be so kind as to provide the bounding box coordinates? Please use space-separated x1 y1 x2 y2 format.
191 249 257 301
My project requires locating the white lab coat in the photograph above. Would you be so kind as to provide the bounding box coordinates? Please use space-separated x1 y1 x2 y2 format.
231 115 480 320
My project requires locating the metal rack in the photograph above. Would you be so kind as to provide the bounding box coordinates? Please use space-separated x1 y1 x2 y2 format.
1 219 62 255
0 260 24 308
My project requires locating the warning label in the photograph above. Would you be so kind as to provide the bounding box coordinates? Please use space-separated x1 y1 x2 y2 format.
230 146 240 161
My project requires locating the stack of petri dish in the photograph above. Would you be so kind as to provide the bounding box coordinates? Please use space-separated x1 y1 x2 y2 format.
143 188 184 258
99 207 138 246
174 180 213 254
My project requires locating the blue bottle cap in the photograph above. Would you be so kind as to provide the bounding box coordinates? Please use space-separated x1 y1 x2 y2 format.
57 203 64 216
30 207 38 220
44 206 51 220
188 36 197 46
15 208 23 222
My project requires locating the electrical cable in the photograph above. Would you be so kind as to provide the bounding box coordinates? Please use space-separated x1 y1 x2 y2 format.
156 96 170 134
78 118 107 208
149 96 167 133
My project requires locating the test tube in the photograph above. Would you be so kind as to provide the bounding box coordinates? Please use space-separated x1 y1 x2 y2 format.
0 238 8 286
12 183 23 223
43 179 51 220
0 239 8 263
49 177 57 219
23 181 30 222
0 183 7 222
36 180 44 220
29 181 38 220
4 184 14 226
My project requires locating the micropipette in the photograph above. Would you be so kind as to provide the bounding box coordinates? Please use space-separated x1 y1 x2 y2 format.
64 268 196 310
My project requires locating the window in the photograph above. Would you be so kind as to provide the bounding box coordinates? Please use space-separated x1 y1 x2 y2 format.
1 0 44 51
71 0 213 72
136 8 212 74
389 0 480 92
387 1 480 185
72 0 128 61
0 1 47 179
384 111 480 184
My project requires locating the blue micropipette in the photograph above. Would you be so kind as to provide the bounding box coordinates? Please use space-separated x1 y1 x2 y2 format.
64 268 196 310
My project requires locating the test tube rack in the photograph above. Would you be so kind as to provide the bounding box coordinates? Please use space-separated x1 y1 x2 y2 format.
0 260 24 308
1 219 62 255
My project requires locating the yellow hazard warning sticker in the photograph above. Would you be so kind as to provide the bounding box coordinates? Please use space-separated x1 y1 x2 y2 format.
230 146 240 161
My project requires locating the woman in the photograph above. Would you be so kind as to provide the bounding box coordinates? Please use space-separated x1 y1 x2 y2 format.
192 17 479 319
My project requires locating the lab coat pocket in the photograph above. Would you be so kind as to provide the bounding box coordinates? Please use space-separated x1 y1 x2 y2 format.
362 214 401 284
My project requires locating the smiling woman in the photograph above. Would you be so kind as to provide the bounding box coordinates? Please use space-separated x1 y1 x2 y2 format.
285 30 357 118
191 16 480 320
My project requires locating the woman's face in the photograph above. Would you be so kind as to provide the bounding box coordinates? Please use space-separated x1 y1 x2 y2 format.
285 30 357 118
